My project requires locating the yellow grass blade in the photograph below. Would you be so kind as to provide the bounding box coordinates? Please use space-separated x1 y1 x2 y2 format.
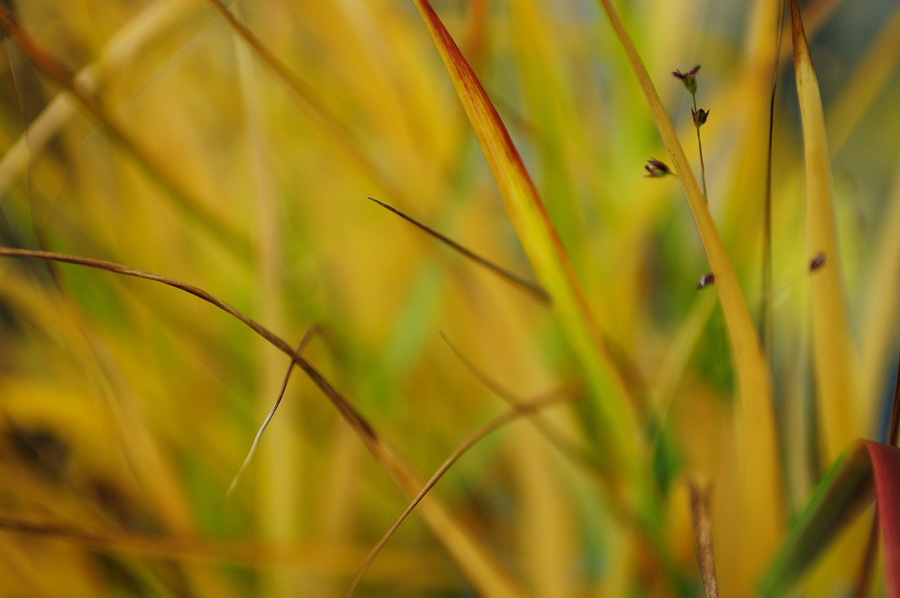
407 0 648 513
790 0 860 463
593 0 784 583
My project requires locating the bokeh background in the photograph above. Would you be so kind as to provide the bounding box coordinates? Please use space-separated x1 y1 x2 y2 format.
1 0 900 595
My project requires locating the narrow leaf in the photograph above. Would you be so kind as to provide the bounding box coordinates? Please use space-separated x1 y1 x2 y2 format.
790 0 860 463
865 441 900 597
368 197 549 302
760 441 874 596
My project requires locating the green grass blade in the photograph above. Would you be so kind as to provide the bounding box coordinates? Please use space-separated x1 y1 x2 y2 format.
760 441 874 596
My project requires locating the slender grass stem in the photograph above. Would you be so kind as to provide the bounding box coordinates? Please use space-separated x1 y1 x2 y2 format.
342 389 579 598
692 95 709 200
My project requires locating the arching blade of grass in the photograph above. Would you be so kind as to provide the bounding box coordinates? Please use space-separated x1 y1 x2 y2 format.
789 0 860 463
0 247 529 598
407 0 649 521
0 6 252 260
342 388 580 598
760 440 900 597
593 0 783 576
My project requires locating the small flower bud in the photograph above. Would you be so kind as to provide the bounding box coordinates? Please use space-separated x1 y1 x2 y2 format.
645 158 673 178
673 65 701 95
810 252 826 271
696 272 715 289
692 107 709 128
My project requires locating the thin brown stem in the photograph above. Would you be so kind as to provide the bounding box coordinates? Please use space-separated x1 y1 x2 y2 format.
692 95 708 199
370 197 549 302
762 0 786 356
689 480 719 598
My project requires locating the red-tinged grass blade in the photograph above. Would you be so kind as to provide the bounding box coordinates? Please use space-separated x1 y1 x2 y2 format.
789 0 860 463
761 439 900 597
0 247 528 598
408 0 649 515
689 480 719 598
368 197 549 302
593 0 783 573
759 441 874 596
865 441 900 597
342 389 579 597
0 6 252 260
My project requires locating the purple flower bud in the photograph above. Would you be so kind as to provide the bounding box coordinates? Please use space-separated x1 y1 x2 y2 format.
809 252 826 271
645 158 673 178
696 272 715 289
692 107 709 127
673 65 701 95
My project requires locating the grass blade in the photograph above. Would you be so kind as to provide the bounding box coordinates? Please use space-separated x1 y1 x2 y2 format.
789 0 860 463
368 197 549 302
865 441 900 597
408 0 649 518
226 326 319 497
594 0 784 576
760 441 874 596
